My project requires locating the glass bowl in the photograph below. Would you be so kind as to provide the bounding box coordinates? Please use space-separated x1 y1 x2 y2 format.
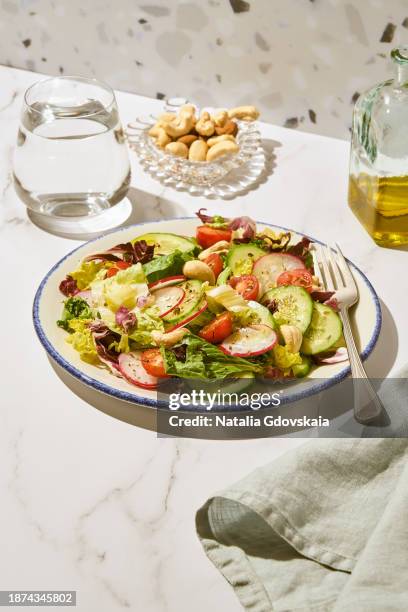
127 105 264 196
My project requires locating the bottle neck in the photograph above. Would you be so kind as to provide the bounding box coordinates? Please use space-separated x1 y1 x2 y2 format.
391 46 408 86
396 63 408 86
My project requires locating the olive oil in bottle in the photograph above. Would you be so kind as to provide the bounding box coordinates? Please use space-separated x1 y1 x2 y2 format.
348 46 408 247
348 174 408 246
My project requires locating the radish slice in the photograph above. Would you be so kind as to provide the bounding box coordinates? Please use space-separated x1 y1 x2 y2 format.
316 347 349 364
153 286 185 317
166 301 208 331
253 253 305 295
118 351 158 389
220 324 278 357
149 275 185 291
99 355 122 376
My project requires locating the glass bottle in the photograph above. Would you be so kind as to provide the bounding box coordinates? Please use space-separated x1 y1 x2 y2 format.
348 45 408 246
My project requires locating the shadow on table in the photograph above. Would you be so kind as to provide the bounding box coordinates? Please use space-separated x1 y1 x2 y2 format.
49 356 158 431
25 189 184 241
124 186 189 224
364 298 399 378
25 138 282 239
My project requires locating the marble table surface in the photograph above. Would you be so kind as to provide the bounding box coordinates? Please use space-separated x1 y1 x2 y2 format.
1 66 406 612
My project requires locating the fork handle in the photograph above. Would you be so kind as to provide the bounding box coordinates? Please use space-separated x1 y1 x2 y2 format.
340 308 384 424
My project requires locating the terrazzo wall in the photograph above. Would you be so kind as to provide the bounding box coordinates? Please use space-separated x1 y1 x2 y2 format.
1 0 408 139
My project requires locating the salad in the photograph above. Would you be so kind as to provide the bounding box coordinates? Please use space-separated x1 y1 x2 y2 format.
56 212 346 390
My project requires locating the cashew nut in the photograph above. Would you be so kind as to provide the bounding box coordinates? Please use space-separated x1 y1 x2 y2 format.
206 140 239 162
165 141 189 158
280 325 303 353
183 260 215 285
179 104 196 118
198 240 230 260
163 114 195 138
228 105 260 121
151 328 190 347
207 134 236 147
178 134 198 146
188 139 208 162
195 111 215 137
214 110 228 127
215 119 238 136
148 125 172 148
157 112 176 127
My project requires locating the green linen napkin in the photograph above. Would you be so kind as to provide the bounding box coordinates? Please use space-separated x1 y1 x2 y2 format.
196 438 408 611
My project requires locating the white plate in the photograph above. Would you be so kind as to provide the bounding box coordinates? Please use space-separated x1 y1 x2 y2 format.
33 218 381 412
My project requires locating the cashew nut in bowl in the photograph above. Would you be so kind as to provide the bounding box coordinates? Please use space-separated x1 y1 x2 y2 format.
207 134 236 147
215 119 238 136
147 100 260 163
183 260 215 285
163 114 195 137
214 110 228 127
188 139 208 162
228 105 259 121
148 125 172 148
165 141 189 158
178 134 198 146
157 112 176 127
151 328 190 347
179 104 196 118
206 139 239 162
195 111 215 137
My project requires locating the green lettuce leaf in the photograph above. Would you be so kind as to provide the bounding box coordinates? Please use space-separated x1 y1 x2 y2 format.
142 250 193 283
57 297 93 331
65 319 99 364
91 263 149 311
231 307 260 328
101 305 164 350
161 335 263 380
128 306 164 347
272 344 302 373
70 261 104 290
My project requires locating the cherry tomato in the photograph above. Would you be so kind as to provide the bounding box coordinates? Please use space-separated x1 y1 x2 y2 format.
276 268 313 292
141 349 169 378
106 267 119 278
106 261 131 278
204 253 224 279
199 312 233 344
196 225 232 249
229 274 259 301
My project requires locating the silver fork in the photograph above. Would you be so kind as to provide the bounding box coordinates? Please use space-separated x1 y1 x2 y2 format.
313 243 384 424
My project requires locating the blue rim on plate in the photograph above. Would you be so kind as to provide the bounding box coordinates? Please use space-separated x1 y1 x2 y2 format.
32 218 382 411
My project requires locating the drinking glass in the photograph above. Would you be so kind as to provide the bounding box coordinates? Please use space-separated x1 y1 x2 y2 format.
13 76 131 236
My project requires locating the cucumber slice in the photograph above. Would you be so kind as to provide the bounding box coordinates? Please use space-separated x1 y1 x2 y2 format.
247 300 277 330
301 302 343 355
262 286 313 333
226 243 266 276
162 280 203 325
135 232 197 255
217 266 232 286
292 356 312 378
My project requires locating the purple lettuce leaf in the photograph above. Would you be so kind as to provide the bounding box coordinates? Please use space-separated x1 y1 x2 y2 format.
89 321 120 363
59 275 78 297
115 306 137 334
